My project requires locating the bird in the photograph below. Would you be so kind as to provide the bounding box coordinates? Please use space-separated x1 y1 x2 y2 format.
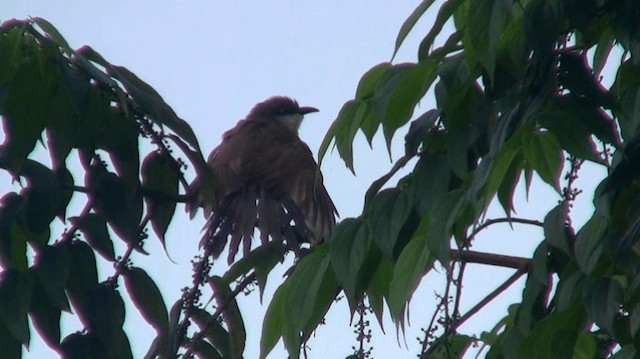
189 96 338 264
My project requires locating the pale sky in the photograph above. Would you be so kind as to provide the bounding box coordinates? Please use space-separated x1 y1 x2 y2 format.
1 2 606 358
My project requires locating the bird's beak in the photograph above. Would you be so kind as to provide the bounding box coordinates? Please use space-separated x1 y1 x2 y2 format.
299 106 319 115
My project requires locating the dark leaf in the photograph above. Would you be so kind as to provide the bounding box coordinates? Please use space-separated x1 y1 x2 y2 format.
392 0 437 60
574 215 607 274
388 216 433 322
0 192 27 271
32 245 71 312
466 0 512 77
543 204 570 254
29 275 62 348
123 267 169 336
584 277 623 333
330 218 370 302
0 319 22 359
260 280 288 359
19 159 61 235
374 61 437 151
59 332 107 359
209 276 245 358
64 241 99 327
0 269 32 345
70 213 115 262
368 189 413 259
404 109 440 155
191 307 229 358
521 130 563 192
141 151 179 247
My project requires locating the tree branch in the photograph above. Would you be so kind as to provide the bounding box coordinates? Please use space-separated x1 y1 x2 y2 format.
452 249 531 270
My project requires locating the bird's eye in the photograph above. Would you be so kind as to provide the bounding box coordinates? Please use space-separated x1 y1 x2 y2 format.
279 107 287 115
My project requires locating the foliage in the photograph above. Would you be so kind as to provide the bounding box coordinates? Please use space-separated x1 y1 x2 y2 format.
1 0 640 357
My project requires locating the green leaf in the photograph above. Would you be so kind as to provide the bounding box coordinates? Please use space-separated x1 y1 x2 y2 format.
366 256 393 330
574 215 607 274
0 192 27 271
0 319 21 359
20 159 61 235
70 213 115 261
404 109 440 155
209 276 245 359
410 155 453 215
64 241 99 326
32 245 71 312
521 131 563 192
114 68 200 150
88 167 143 249
0 52 53 172
192 339 223 359
191 307 229 358
55 168 74 220
374 60 437 151
368 189 413 259
543 204 570 254
86 286 132 359
31 17 72 52
517 306 587 358
392 0 437 60
123 267 169 336
388 216 434 322
29 275 62 348
330 218 371 302
427 189 464 265
418 0 466 60
320 100 366 173
572 332 597 359
222 242 282 300
0 269 32 345
59 333 106 359
355 62 392 100
260 280 288 359
466 0 512 77
141 152 179 247
523 0 561 60
424 334 472 358
584 277 623 333
283 251 331 333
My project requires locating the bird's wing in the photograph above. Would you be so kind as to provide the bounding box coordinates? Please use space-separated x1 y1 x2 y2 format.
241 121 338 243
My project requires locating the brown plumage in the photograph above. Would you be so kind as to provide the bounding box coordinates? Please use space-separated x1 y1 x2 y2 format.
190 96 338 263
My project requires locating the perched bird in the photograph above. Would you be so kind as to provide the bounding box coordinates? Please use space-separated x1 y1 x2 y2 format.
189 96 338 264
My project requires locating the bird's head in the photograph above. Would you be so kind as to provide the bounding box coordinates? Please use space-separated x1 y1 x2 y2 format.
248 96 319 133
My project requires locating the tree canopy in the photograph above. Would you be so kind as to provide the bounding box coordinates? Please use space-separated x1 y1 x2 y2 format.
1 0 640 358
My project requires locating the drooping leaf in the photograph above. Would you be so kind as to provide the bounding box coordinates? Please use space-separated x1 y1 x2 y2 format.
64 241 99 327
123 267 169 336
373 60 437 151
0 192 27 271
330 218 371 302
367 189 413 259
32 245 71 312
543 204 570 254
584 277 623 333
59 332 107 359
392 0 437 60
209 276 246 359
69 213 115 261
29 274 62 348
521 130 563 192
466 0 512 77
141 151 179 248
0 269 32 345
260 279 288 359
191 307 229 358
388 216 434 323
